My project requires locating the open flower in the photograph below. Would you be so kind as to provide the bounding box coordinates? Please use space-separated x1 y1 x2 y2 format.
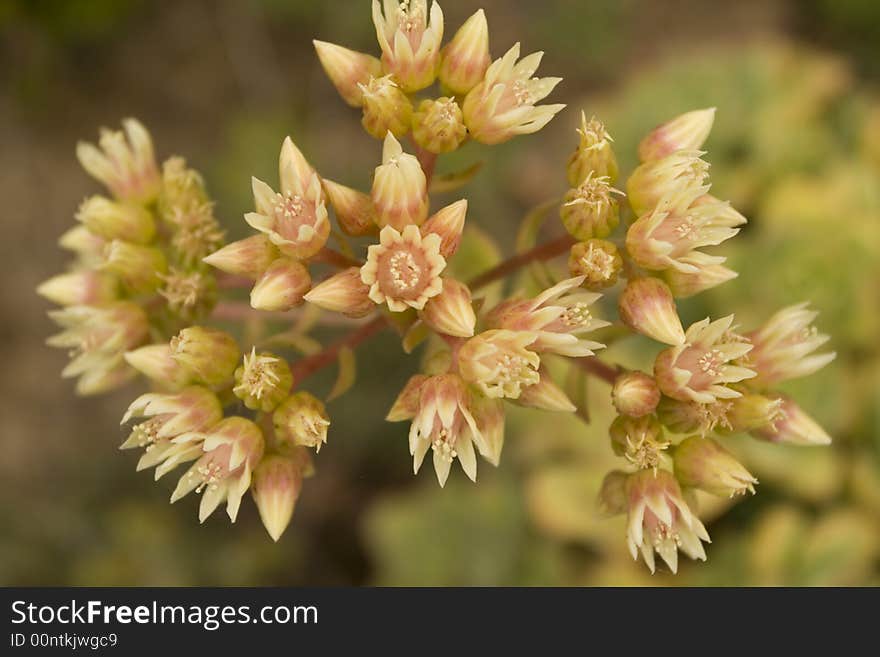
171 417 265 523
458 329 540 399
744 303 835 388
361 224 445 311
47 301 150 395
372 0 444 92
246 137 330 259
76 118 160 204
626 182 745 274
654 315 755 403
398 374 482 486
625 469 710 574
462 42 564 145
120 386 224 479
626 150 710 216
485 277 607 357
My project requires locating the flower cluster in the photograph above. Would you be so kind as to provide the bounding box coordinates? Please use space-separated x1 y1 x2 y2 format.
40 2 835 562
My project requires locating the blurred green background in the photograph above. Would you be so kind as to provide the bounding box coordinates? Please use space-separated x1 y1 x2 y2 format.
2 0 879 585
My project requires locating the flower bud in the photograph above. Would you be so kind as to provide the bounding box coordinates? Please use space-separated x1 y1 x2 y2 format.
598 470 628 516
612 371 660 418
76 195 155 244
638 108 716 162
371 133 428 229
673 435 757 497
170 326 240 387
721 393 785 434
412 97 468 154
513 368 576 412
626 150 709 216
609 414 668 471
322 179 379 236
421 199 466 258
567 112 618 187
305 267 375 318
439 8 490 95
59 225 106 262
662 257 738 298
372 0 444 92
462 43 564 145
313 39 382 107
560 173 620 240
76 118 160 204
618 277 685 346
750 395 831 446
233 348 294 412
274 391 330 453
252 451 311 541
567 239 622 291
101 240 167 294
469 392 506 466
203 235 279 280
37 270 118 306
250 258 311 312
359 74 414 139
124 344 193 390
419 278 475 337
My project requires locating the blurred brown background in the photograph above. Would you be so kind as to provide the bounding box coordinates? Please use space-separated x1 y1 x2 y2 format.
2 0 879 585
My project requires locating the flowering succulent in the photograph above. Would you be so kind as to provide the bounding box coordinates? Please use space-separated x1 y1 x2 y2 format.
41 4 836 564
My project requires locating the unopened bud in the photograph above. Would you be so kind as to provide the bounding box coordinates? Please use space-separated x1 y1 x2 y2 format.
250 258 311 312
439 9 490 95
598 470 628 516
567 239 622 291
638 108 716 162
170 326 240 387
124 344 193 389
203 235 279 280
359 75 414 139
323 179 378 236
419 278 475 338
750 394 831 446
560 174 620 240
102 240 167 294
76 195 155 244
673 435 757 497
304 267 374 318
371 133 428 230
421 199 467 258
313 40 382 107
233 348 294 412
274 391 330 453
618 277 685 345
252 451 311 542
611 371 660 418
37 270 118 306
59 225 106 261
663 258 738 298
513 368 576 412
567 112 618 187
721 393 785 434
412 98 468 154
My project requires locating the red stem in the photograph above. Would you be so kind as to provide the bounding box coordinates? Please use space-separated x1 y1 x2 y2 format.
575 356 619 384
314 246 363 269
290 315 386 383
468 234 574 291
